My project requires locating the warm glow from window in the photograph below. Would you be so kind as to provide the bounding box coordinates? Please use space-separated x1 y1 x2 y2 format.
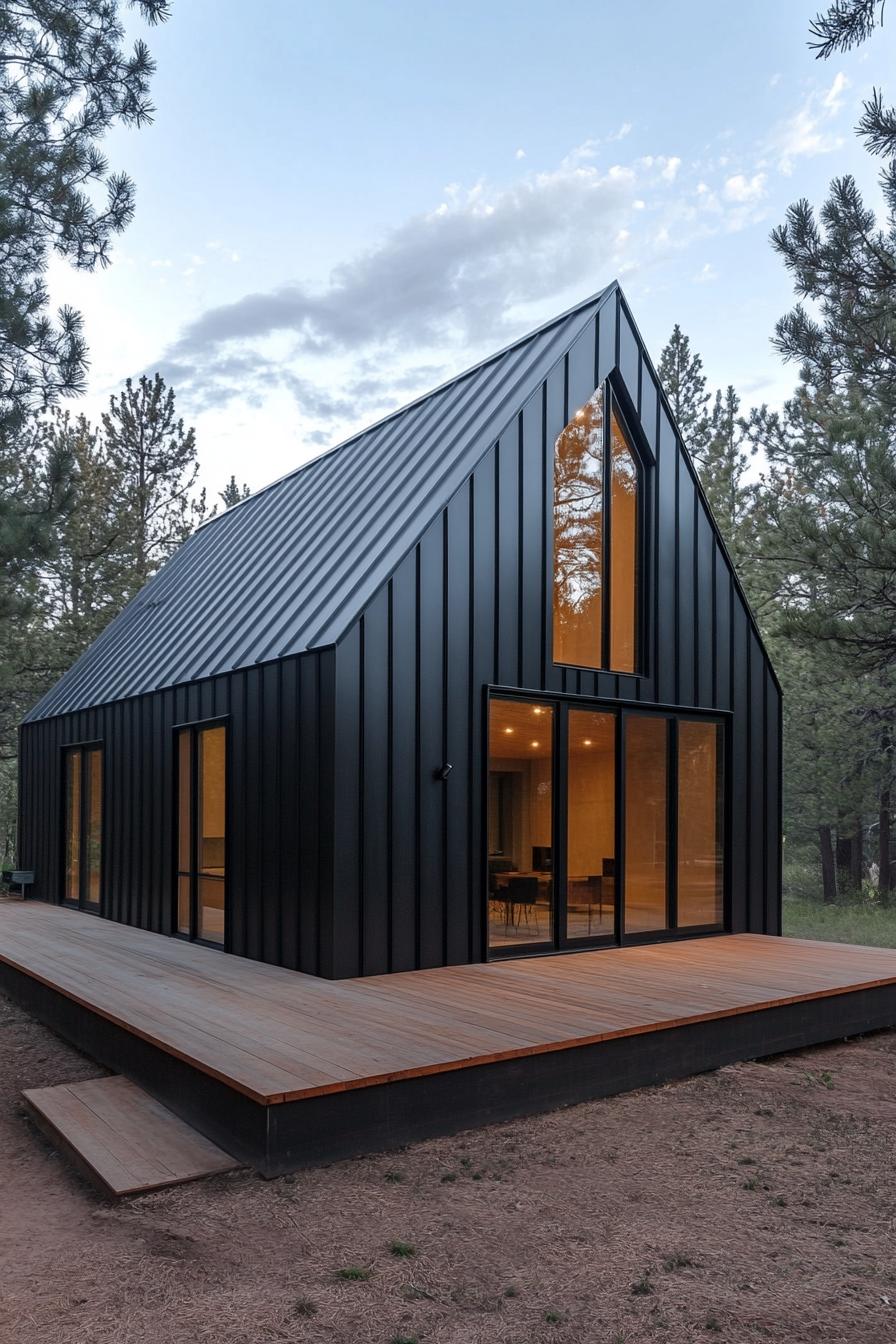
552 384 640 673
553 386 604 669
609 410 638 674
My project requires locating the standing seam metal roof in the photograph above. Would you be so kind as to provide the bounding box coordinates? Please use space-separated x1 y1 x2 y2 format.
24 285 614 721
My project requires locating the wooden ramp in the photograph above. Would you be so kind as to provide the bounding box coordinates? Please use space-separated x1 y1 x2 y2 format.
23 1075 240 1197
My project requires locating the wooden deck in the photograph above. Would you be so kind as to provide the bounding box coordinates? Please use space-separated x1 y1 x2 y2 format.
3 900 896 1174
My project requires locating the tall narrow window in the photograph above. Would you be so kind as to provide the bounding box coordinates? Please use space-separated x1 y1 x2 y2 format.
553 383 641 673
609 409 638 673
176 722 227 946
487 698 554 953
63 745 103 910
677 720 724 927
624 715 669 934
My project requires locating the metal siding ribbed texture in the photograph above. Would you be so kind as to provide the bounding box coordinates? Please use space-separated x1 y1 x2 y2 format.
24 289 613 723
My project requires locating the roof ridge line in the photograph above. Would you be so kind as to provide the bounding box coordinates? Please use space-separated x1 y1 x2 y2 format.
197 283 617 531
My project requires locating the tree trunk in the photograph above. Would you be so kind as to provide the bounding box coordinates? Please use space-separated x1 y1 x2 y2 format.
819 824 838 905
880 788 891 907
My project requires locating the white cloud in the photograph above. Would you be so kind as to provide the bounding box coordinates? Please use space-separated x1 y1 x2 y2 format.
723 172 767 203
823 70 849 111
515 147 526 160
695 262 718 283
772 73 849 174
151 142 770 430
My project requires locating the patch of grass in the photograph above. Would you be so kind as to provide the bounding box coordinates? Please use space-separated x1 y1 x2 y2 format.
504 1285 520 1298
770 1195 788 1208
737 1156 756 1166
384 1169 404 1183
390 1239 416 1258
742 1176 759 1191
293 1297 317 1317
662 1251 694 1272
630 1270 653 1296
705 1313 722 1332
754 1107 774 1117
783 894 896 948
544 1309 565 1324
440 1172 457 1183
335 1266 372 1282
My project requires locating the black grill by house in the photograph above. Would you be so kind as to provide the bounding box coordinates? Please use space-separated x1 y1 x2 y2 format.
18 283 781 980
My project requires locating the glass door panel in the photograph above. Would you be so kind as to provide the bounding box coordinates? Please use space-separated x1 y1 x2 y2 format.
566 710 616 940
488 698 554 953
624 715 669 935
677 720 724 927
176 722 227 946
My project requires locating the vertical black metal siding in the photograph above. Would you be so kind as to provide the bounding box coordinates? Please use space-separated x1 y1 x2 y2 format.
18 291 781 981
332 294 782 976
17 651 331 976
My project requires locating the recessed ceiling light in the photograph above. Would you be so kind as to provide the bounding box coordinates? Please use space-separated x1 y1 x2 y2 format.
503 727 514 734
533 706 543 715
530 740 540 748
583 739 592 746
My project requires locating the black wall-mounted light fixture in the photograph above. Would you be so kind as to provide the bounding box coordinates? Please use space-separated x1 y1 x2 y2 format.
434 763 453 781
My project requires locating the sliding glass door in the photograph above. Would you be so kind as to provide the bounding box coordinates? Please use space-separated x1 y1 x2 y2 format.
487 696 725 958
63 744 103 911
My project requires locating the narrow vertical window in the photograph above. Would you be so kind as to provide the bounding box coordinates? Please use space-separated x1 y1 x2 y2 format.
176 722 227 946
553 387 604 669
609 409 638 673
64 750 81 905
62 745 102 910
624 716 669 934
487 698 554 953
553 383 641 673
677 720 724 927
176 729 192 935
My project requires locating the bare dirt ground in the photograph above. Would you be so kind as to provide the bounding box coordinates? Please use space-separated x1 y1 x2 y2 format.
2 993 895 1344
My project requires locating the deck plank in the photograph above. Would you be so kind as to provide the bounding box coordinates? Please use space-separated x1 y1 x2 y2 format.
3 901 896 1105
23 1075 240 1196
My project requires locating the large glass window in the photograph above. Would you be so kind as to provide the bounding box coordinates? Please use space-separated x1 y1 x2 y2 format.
552 383 641 674
677 720 724 927
176 722 227 946
62 745 102 910
624 716 669 935
566 710 616 938
487 699 554 952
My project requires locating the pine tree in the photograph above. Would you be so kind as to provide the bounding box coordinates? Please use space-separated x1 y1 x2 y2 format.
0 2 171 438
809 2 895 160
102 374 207 587
657 325 711 463
219 476 251 508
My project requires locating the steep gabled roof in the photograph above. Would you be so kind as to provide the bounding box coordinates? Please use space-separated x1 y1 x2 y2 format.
25 285 615 721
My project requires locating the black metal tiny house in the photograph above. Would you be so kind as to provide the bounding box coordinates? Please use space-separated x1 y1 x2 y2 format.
18 283 781 979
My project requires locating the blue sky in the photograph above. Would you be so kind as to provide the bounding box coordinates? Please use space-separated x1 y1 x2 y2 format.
48 0 896 495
